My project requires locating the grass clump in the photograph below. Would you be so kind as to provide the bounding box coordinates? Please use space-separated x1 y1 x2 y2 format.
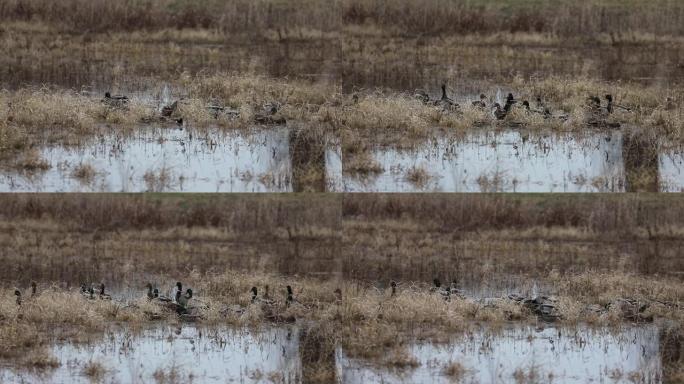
72 163 97 182
443 361 468 381
82 360 107 380
405 165 431 187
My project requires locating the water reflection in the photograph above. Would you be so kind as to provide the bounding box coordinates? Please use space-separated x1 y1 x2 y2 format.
0 127 342 192
339 325 661 384
0 326 302 384
343 130 684 192
0 325 662 384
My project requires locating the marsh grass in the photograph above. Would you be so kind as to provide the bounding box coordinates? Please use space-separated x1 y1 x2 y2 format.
405 165 431 188
443 361 468 381
10 148 50 173
72 163 97 183
82 361 107 381
344 151 383 176
143 166 176 192
1 75 682 158
1 0 682 40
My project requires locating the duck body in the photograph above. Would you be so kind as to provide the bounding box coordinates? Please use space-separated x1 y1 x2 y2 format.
98 283 112 300
471 94 487 108
103 92 129 108
414 90 430 104
161 101 178 117
492 103 507 120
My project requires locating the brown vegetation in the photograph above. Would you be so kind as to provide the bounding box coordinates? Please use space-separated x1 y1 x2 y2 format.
0 0 682 39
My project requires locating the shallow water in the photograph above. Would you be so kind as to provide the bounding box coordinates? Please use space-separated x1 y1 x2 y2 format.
0 324 662 384
339 325 662 384
0 326 302 384
0 127 342 192
344 130 684 192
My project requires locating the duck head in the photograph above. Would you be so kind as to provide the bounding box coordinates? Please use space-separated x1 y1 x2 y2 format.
433 278 441 288
153 288 159 298
523 100 530 110
286 285 293 295
176 282 182 291
185 289 193 298
105 92 112 98
507 93 515 102
251 286 258 296
605 94 613 102
99 283 105 295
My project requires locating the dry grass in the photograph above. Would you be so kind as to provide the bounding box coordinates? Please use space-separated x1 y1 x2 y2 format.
0 75 682 158
405 165 432 188
82 361 107 381
443 361 468 381
344 151 383 176
9 148 50 172
72 163 97 183
0 0 682 40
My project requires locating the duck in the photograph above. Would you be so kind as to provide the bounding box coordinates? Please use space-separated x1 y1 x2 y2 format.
177 288 192 309
14 289 21 306
285 285 294 307
471 94 487 108
434 84 456 110
152 288 172 302
250 286 258 304
522 100 531 112
605 94 614 114
98 283 112 300
263 285 271 300
146 283 155 300
261 286 276 306
103 92 129 108
430 278 450 300
503 93 517 113
175 282 183 303
414 89 430 104
161 101 178 117
665 97 677 111
81 284 95 299
587 95 602 110
606 94 632 112
449 280 464 297
492 103 507 120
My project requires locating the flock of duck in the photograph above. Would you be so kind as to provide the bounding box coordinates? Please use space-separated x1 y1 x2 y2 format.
412 83 641 127
102 92 285 125
11 278 663 324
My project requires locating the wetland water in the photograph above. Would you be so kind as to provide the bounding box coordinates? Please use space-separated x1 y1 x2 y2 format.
0 127 343 193
0 324 662 384
344 130 684 193
1 127 681 193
